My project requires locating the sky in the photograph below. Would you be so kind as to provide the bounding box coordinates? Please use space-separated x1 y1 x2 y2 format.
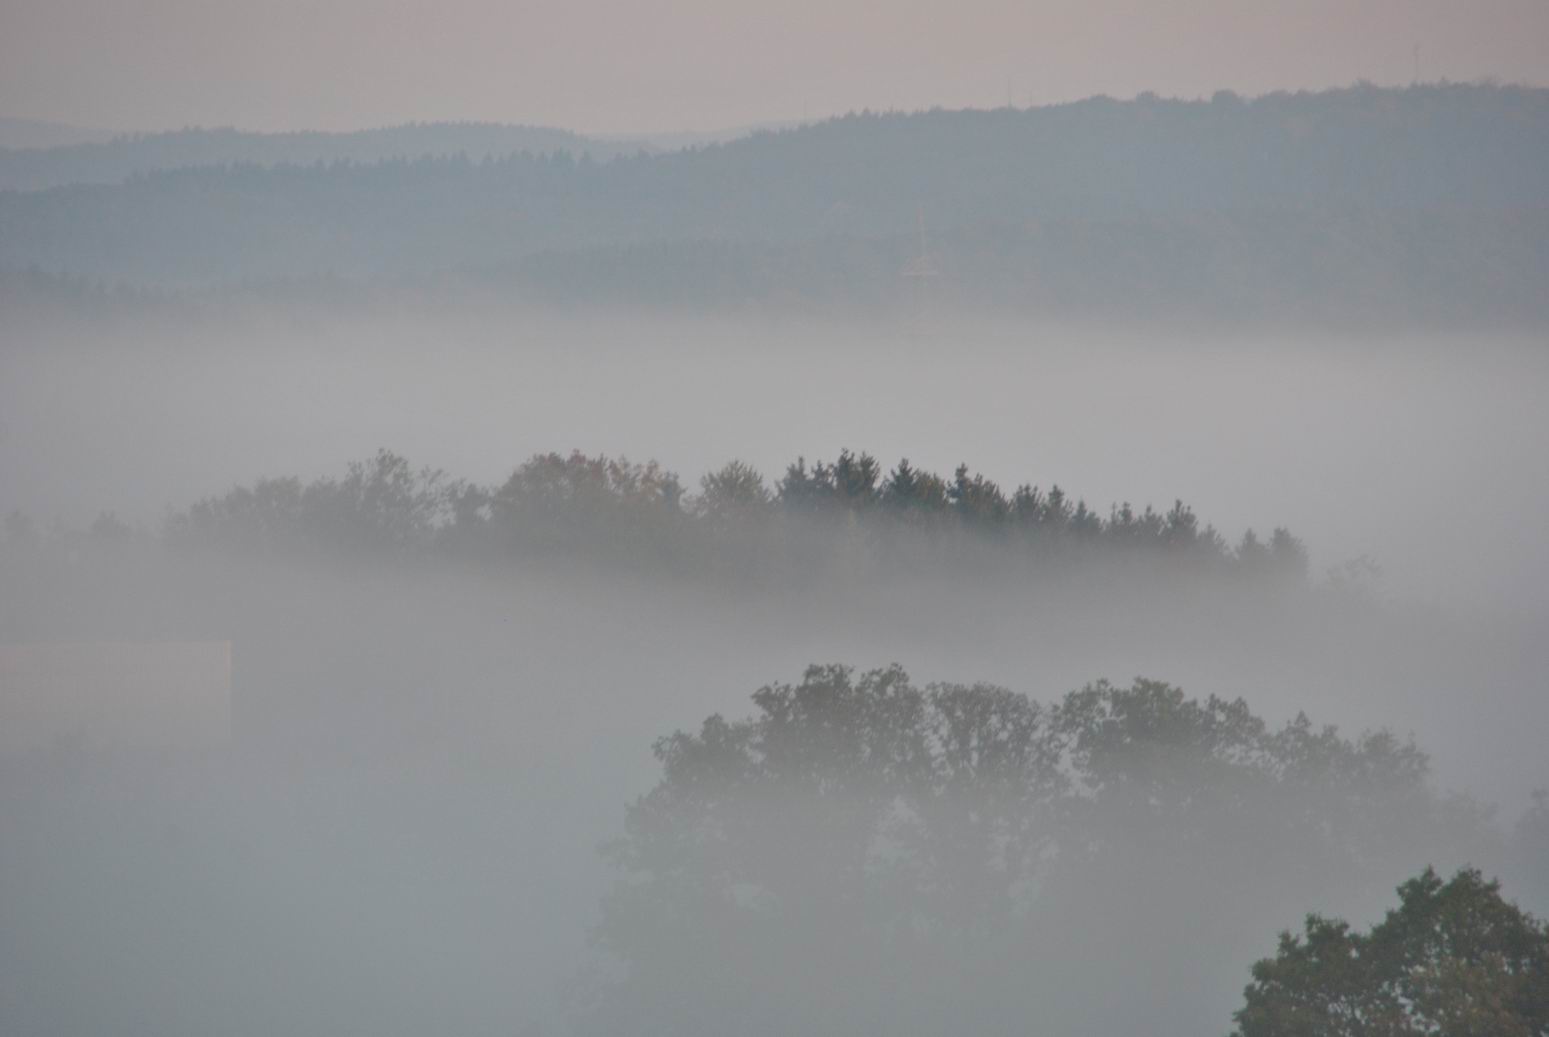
0 0 1546 135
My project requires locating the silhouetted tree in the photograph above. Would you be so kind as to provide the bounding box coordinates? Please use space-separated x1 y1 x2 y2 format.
165 450 1319 588
881 458 948 517
694 461 771 523
585 666 1492 1035
1231 867 1549 1037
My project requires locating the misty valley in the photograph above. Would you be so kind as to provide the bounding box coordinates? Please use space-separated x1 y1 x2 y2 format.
2 80 1548 1037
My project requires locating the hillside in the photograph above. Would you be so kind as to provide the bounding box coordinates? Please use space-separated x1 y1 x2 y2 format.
2 83 1545 322
0 121 634 191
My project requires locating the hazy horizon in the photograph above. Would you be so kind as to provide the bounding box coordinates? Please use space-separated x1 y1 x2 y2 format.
2 0 1546 136
4 4 1547 1036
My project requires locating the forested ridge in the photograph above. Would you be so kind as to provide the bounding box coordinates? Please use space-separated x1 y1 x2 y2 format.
144 449 1310 583
2 82 1544 322
6 0 1549 1030
0 122 630 192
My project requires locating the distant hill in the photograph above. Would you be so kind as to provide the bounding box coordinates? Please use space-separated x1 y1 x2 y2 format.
1 84 1544 324
0 122 637 191
492 207 1549 327
608 120 806 152
0 117 115 151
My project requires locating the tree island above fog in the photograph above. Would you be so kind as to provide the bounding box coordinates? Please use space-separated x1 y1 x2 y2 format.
139 449 1314 586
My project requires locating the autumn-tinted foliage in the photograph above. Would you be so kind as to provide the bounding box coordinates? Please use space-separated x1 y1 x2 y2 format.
1231 867 1549 1037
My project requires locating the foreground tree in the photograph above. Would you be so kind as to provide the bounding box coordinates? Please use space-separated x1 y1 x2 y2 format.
1231 867 1549 1037
580 666 1490 1036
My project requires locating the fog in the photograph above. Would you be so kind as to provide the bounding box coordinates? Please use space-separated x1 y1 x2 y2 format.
2 293 1548 1036
5 0 1547 133
5 301 1547 612
4 65 1549 1037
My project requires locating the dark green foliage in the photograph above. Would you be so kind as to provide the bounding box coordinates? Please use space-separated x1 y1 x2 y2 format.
881 459 948 517
948 464 1009 526
695 460 773 522
775 450 881 515
1231 867 1549 1037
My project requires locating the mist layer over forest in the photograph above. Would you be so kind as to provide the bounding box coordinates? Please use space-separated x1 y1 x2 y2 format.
4 293 1548 1035
3 84 1546 327
5 300 1545 615
3 80 1548 1037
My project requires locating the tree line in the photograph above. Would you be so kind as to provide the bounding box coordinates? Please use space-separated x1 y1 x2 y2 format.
161 448 1310 584
0 122 630 192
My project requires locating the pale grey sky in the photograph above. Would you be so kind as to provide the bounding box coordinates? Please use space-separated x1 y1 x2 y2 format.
1 0 1545 135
